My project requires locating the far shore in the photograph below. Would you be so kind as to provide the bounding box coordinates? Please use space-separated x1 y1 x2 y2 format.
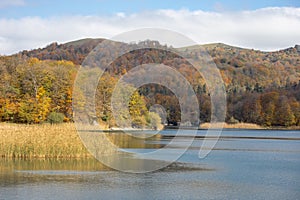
166 122 300 130
199 122 300 130
0 122 299 159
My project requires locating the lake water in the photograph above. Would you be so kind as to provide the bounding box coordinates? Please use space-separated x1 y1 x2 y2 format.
1 129 300 200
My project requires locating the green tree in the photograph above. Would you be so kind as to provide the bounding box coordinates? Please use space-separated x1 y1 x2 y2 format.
47 112 65 124
147 112 163 130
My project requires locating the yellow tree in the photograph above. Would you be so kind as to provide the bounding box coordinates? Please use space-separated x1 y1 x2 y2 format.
34 86 51 123
17 95 36 123
129 91 148 128
17 86 51 123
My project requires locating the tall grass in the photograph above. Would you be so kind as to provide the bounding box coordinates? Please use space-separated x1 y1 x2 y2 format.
0 123 91 159
0 123 162 159
200 122 263 129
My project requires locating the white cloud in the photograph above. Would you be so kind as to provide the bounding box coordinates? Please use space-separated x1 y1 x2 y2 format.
0 0 25 8
0 7 300 55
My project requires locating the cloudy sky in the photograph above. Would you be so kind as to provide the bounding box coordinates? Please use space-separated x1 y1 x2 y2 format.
1 0 300 55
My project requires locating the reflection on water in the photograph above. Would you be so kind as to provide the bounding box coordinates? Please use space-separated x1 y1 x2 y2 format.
1 129 300 200
0 158 108 189
106 132 163 149
0 158 109 172
78 131 183 172
0 158 212 189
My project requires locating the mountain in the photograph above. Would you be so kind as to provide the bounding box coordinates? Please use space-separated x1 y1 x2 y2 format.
20 38 104 65
19 39 300 88
0 39 299 127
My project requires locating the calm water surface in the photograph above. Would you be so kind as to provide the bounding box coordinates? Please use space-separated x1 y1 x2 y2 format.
1 129 300 200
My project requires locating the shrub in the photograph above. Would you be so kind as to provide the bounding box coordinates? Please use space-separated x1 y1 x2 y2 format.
228 116 239 124
147 112 163 130
47 112 65 124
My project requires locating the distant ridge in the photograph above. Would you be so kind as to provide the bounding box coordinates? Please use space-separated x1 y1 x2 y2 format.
64 38 104 47
20 38 105 65
16 38 300 88
1 38 299 127
18 38 299 66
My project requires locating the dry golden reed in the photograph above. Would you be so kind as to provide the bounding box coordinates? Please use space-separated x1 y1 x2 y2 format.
0 123 92 159
200 122 263 129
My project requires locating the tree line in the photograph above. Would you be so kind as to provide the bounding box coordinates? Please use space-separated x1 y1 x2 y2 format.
0 40 299 127
0 56 162 129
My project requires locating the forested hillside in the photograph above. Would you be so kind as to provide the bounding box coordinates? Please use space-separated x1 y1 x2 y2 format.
21 38 104 65
0 39 299 127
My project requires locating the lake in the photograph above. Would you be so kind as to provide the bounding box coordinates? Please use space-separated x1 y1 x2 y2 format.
1 129 300 200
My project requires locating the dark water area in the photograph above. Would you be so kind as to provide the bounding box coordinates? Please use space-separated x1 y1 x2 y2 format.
1 129 300 200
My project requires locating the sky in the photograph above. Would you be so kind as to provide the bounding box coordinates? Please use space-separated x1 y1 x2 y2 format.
0 0 300 54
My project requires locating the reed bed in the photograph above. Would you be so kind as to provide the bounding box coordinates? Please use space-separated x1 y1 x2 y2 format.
200 122 264 129
0 123 162 159
0 123 92 159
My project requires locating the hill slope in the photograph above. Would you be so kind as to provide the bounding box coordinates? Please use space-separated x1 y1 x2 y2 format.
20 38 104 65
19 39 300 89
0 39 298 127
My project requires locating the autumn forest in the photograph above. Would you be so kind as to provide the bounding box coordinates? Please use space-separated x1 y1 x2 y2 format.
0 39 299 128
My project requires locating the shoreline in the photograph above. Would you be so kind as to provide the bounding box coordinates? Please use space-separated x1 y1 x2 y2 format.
165 122 300 130
1 122 299 159
0 123 161 159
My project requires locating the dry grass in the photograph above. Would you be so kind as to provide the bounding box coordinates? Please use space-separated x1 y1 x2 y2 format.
0 123 162 159
0 123 92 159
200 122 264 129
